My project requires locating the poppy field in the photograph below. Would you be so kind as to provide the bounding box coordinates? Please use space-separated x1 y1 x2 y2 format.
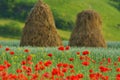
0 41 120 80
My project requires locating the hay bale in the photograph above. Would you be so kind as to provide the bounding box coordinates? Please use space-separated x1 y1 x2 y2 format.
69 10 107 47
20 0 62 47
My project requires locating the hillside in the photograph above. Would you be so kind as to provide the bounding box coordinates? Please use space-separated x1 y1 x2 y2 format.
0 0 120 41
44 0 120 41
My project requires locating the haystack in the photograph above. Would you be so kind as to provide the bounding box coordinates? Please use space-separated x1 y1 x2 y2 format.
69 10 106 47
20 0 62 47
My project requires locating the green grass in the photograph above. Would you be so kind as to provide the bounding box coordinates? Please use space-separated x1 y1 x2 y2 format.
0 40 120 48
0 19 24 26
57 29 71 40
0 37 16 40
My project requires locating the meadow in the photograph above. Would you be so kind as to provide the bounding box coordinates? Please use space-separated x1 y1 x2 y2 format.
0 41 120 80
0 0 120 80
0 0 120 41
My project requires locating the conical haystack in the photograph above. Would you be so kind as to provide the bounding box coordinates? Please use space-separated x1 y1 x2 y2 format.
20 0 62 47
69 10 106 47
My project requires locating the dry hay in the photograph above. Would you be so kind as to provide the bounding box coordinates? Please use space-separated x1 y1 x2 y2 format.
20 0 62 47
69 10 107 47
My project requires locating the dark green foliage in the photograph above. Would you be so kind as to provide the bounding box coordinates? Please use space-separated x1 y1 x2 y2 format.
0 0 16 17
12 2 33 21
112 0 120 2
0 21 22 37
110 0 120 11
53 11 74 30
55 17 74 30
0 0 33 21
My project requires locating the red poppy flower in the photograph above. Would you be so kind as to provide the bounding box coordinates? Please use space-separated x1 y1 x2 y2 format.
57 63 63 68
44 60 52 67
63 63 68 68
43 72 50 78
27 55 32 61
89 69 93 73
17 74 28 80
116 68 120 72
0 65 6 71
16 69 22 73
89 73 96 79
118 57 120 62
1 71 7 77
69 64 74 69
89 73 101 79
5 47 10 51
62 68 67 73
24 49 29 53
82 50 89 55
69 58 74 61
58 46 65 51
101 76 109 80
39 61 43 65
8 74 17 79
99 66 111 73
4 60 11 68
114 62 118 66
44 62 50 67
70 75 79 79
76 52 80 55
9 51 15 55
21 60 26 65
22 66 28 70
116 74 120 80
52 68 60 75
107 58 111 63
65 46 70 50
35 64 39 71
31 74 39 80
82 61 90 66
80 56 84 60
48 53 52 57
77 74 84 78
27 67 32 73
40 65 45 70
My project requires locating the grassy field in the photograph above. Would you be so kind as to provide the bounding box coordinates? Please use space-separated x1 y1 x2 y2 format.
44 0 120 41
0 0 120 79
0 41 120 79
0 40 120 48
0 0 120 41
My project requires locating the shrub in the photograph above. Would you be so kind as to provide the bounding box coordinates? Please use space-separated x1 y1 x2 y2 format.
53 10 74 31
0 0 33 21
